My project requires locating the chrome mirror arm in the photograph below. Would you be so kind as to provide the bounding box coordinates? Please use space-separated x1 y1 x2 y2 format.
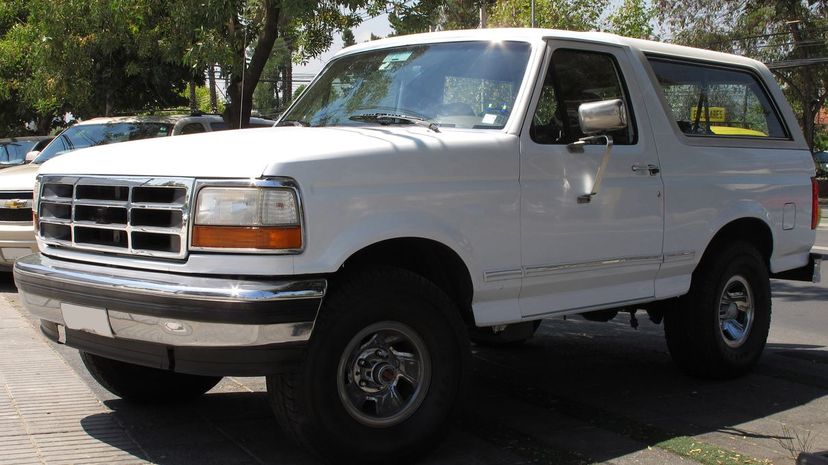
572 135 613 204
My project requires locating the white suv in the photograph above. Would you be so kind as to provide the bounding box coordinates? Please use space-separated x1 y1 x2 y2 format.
13 29 820 463
0 114 274 269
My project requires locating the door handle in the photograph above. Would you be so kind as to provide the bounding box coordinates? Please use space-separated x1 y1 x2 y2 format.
631 164 660 176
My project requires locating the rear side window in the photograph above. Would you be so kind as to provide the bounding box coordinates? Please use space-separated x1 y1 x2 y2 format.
647 57 788 139
180 123 206 135
531 49 636 145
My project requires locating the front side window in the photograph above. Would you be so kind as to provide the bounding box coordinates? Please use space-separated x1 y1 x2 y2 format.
647 57 788 139
35 123 173 164
283 41 532 130
531 48 636 145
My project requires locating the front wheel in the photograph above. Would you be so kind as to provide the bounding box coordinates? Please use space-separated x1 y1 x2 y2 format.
80 352 222 402
267 267 469 464
664 242 771 379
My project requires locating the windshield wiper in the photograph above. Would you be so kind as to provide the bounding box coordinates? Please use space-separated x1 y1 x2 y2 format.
349 113 440 133
276 119 310 127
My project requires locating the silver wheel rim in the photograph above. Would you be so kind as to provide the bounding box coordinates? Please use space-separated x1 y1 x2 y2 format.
337 321 431 427
718 275 755 348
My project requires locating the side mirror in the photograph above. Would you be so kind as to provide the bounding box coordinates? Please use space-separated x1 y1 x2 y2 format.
578 99 627 135
25 150 40 163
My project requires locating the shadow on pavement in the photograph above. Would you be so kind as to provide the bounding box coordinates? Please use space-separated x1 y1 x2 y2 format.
0 271 16 292
85 391 321 465
772 280 828 302
80 316 828 465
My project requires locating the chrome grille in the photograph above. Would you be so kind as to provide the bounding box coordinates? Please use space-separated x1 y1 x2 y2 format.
0 191 33 222
37 176 194 259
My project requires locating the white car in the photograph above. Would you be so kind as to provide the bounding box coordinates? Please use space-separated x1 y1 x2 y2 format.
0 114 274 270
13 29 820 463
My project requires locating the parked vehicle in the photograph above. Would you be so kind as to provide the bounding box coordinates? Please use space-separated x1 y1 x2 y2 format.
0 114 273 270
0 136 53 169
815 151 828 178
13 29 820 463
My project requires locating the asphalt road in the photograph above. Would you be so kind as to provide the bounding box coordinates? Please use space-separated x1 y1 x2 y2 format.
1 221 827 465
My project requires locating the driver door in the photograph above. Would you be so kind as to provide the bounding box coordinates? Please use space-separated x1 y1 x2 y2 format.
519 41 664 317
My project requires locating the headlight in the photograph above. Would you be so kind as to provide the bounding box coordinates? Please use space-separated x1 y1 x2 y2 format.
192 187 302 251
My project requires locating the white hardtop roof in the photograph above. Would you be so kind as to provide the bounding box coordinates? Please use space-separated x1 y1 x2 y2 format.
334 28 765 70
74 114 225 126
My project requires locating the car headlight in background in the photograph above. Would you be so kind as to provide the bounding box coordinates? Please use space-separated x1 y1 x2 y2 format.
192 187 302 251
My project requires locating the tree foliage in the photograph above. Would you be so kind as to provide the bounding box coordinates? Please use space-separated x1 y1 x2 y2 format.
488 0 608 30
607 0 656 39
388 0 481 35
657 0 828 148
0 0 193 135
0 0 380 135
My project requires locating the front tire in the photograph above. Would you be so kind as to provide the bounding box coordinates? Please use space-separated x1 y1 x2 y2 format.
267 267 469 464
664 242 771 379
80 352 222 402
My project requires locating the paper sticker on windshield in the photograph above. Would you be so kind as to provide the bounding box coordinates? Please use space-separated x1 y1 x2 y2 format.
379 51 413 70
482 114 498 125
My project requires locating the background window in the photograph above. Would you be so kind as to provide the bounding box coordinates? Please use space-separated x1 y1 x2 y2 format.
647 58 788 138
180 123 206 135
531 49 636 145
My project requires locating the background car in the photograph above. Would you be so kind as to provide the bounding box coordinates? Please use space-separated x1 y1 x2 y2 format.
0 136 53 169
0 113 275 271
814 150 828 178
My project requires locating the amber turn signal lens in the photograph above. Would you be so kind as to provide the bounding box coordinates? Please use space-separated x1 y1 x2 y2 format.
192 225 302 249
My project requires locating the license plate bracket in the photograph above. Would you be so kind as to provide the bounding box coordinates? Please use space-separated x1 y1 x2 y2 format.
61 303 114 338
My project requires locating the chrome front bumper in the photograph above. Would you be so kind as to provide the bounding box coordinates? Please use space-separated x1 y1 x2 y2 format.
13 253 327 375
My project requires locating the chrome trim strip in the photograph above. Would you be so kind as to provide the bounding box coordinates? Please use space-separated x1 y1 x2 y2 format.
663 251 695 263
22 295 316 347
524 255 663 278
485 254 667 282
483 268 523 282
107 312 314 346
14 253 325 303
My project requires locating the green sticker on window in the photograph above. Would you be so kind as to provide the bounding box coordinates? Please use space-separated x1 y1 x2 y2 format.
379 51 413 70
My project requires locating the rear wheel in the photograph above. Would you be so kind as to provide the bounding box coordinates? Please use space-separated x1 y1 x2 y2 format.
664 242 771 379
80 352 222 402
267 267 469 464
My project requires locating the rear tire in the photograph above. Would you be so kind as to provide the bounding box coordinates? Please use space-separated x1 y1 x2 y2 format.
80 352 222 402
664 242 771 379
267 267 469 464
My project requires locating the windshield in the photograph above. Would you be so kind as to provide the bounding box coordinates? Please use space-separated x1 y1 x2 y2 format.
0 140 38 166
35 122 173 164
283 41 532 130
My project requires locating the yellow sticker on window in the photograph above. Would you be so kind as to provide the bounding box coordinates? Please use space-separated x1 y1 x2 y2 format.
690 106 726 123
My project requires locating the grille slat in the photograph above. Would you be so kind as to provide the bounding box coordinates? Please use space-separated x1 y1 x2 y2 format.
0 209 32 222
0 191 33 222
37 176 192 259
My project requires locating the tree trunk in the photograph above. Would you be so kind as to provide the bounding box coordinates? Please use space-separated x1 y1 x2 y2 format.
208 64 218 114
283 61 292 106
189 79 198 113
36 114 52 136
226 2 282 128
788 19 819 150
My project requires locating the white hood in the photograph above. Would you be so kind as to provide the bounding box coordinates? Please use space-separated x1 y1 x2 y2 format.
37 126 514 180
0 163 39 192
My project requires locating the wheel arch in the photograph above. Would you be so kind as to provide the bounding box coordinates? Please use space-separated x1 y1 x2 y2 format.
697 217 773 274
338 237 475 325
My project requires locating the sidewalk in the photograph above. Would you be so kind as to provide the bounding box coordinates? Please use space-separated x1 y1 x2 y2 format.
0 297 148 464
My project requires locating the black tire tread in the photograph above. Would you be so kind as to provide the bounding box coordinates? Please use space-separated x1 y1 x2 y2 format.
267 266 469 464
664 241 771 379
80 352 222 402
